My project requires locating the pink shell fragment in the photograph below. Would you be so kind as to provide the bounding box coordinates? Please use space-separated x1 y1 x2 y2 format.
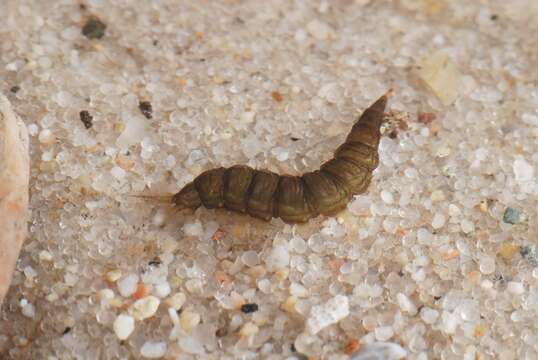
0 94 30 305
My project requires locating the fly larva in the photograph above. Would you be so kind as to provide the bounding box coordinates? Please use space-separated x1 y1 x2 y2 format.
173 90 391 223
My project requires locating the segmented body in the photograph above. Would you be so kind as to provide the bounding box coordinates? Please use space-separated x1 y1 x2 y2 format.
173 92 389 223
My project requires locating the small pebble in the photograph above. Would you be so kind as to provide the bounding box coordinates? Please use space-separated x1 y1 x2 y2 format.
290 236 307 254
117 274 139 297
154 282 171 298
431 213 446 229
79 110 93 129
344 339 361 355
240 303 259 314
351 342 407 360
257 278 272 293
38 250 53 262
521 245 538 266
498 243 520 261
241 251 259 267
139 101 153 119
290 282 309 297
380 190 394 204
132 296 160 320
271 91 283 102
239 322 259 337
179 336 205 354
418 112 436 124
481 279 493 289
281 295 298 313
420 307 439 324
266 245 290 270
183 221 204 237
38 129 55 144
506 281 524 295
140 341 167 359
20 299 36 318
375 326 394 341
27 123 39 136
513 159 534 184
180 310 201 332
522 113 538 126
430 190 445 202
460 219 475 234
110 166 126 180
396 293 417 315
448 204 461 217
306 19 334 40
98 288 114 301
82 17 106 39
106 269 122 282
168 307 180 327
306 295 349 334
441 311 459 334
479 256 496 275
240 111 255 124
272 146 289 161
416 228 433 244
133 284 151 300
113 314 135 340
503 207 521 224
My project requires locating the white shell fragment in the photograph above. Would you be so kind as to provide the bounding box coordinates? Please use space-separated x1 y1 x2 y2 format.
113 313 135 340
306 295 350 334
418 50 462 105
351 342 407 360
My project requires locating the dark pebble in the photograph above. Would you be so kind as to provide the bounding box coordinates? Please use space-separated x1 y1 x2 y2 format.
215 327 227 337
240 303 259 314
10 86 20 94
139 101 153 119
148 258 161 267
503 207 520 224
82 17 106 39
79 110 93 129
521 245 538 266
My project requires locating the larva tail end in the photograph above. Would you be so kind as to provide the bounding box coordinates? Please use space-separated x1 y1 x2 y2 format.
370 89 393 115
383 88 395 98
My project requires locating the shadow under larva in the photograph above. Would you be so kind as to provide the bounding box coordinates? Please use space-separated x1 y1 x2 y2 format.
173 90 392 224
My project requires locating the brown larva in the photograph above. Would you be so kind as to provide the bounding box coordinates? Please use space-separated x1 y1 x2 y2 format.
172 90 391 223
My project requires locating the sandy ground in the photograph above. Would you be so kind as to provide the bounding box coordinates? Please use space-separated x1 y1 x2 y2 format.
1 1 538 359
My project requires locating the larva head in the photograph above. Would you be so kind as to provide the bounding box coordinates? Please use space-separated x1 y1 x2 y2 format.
172 182 201 210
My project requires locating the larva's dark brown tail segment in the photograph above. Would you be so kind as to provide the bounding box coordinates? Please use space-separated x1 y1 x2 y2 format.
172 91 389 223
345 90 389 149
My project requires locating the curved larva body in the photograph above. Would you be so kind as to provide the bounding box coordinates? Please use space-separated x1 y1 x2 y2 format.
173 92 389 223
